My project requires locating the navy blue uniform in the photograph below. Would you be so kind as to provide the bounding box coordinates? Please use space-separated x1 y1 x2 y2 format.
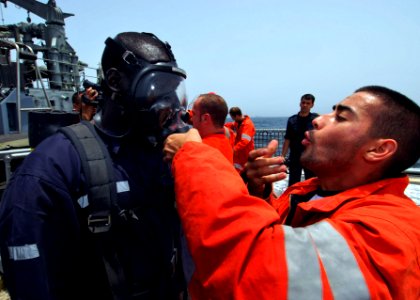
0 131 184 299
284 112 319 186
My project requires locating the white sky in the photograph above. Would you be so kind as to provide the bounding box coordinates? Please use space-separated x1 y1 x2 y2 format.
2 0 419 116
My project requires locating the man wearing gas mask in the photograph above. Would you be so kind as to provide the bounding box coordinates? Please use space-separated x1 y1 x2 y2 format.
0 32 189 299
94 32 190 142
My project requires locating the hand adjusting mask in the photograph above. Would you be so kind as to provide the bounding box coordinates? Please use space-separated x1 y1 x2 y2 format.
105 37 190 145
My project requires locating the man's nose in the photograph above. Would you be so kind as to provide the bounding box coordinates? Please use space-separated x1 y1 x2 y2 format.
312 115 323 129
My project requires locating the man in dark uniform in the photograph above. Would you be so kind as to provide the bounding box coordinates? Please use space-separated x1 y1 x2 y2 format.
281 93 319 186
0 32 189 299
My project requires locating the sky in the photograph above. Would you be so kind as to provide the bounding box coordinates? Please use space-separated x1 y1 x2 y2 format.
1 0 420 117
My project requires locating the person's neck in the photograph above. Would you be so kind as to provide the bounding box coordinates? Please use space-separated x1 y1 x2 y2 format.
299 111 310 117
201 127 225 138
213 128 226 135
317 169 383 192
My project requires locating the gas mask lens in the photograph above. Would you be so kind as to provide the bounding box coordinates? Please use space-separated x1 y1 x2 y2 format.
131 71 190 140
131 71 186 110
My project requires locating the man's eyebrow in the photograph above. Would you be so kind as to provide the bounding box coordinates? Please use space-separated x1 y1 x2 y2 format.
332 104 355 115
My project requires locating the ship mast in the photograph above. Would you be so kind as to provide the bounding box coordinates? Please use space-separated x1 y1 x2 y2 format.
0 0 80 90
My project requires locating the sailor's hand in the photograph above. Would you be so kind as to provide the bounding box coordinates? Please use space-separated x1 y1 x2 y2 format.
245 140 287 197
85 87 99 100
163 128 202 162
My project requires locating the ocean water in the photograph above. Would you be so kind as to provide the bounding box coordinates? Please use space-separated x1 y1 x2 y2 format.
227 116 288 129
251 116 288 129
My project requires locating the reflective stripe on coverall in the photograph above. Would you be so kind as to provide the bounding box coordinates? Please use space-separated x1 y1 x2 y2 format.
224 126 236 149
172 142 420 300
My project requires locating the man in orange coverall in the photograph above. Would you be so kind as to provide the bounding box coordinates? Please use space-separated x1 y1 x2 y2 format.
225 106 256 175
190 93 233 163
164 85 420 299
177 92 234 283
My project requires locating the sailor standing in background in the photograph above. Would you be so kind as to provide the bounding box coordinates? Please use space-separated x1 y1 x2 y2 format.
281 93 319 186
225 106 256 180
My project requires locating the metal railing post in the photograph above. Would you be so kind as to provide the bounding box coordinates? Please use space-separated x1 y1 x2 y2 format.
16 43 52 109
13 43 22 133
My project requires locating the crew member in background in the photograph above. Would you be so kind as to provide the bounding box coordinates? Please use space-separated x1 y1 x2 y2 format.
72 86 98 121
184 92 235 156
189 93 233 163
281 93 318 186
225 106 255 179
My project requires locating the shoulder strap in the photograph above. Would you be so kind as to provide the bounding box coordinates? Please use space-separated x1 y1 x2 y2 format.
59 122 129 299
59 121 117 233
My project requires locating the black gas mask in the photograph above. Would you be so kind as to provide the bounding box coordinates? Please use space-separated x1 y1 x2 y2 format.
128 63 190 145
98 36 190 144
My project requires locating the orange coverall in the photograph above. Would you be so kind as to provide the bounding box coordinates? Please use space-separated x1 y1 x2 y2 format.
225 115 255 173
202 133 233 163
173 142 420 300
224 126 236 149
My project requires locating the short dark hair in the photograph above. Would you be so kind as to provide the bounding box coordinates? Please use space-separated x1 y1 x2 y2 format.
197 93 228 128
229 107 242 117
355 85 420 176
301 93 315 103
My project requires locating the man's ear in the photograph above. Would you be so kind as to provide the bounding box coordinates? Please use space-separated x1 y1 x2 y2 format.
105 68 122 93
364 139 398 162
200 113 211 123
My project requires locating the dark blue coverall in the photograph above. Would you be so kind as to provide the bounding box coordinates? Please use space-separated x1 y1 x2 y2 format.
0 131 184 300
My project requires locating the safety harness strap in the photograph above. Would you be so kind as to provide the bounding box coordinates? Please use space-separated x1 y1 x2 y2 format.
59 121 116 232
58 121 128 300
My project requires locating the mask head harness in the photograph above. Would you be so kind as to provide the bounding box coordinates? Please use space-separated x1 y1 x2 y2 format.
104 35 187 81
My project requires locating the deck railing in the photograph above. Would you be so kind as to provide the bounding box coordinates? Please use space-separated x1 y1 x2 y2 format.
254 129 286 156
0 128 419 187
